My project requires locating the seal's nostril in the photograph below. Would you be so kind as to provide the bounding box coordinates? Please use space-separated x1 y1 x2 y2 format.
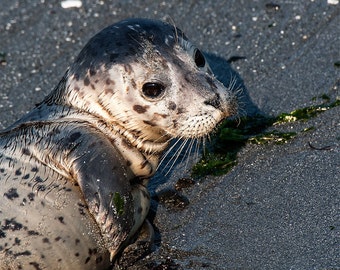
204 94 221 109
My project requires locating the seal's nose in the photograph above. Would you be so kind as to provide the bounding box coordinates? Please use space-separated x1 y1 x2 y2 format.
204 93 221 109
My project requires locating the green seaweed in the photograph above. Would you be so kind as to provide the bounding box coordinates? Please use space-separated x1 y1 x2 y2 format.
111 192 125 216
192 152 237 176
192 96 339 177
249 131 297 145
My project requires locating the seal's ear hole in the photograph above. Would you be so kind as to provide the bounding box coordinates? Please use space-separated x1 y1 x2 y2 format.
142 82 165 99
194 49 205 68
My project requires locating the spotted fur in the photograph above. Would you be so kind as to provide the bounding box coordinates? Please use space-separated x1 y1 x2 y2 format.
0 18 237 269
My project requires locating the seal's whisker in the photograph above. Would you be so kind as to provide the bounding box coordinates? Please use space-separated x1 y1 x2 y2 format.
163 138 189 176
194 137 202 162
184 138 196 171
160 137 187 173
175 137 193 170
156 137 183 171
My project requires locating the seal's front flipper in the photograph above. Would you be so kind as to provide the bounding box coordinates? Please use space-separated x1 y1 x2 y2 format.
69 129 136 258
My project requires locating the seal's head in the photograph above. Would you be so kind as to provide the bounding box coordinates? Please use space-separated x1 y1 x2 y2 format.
46 18 237 156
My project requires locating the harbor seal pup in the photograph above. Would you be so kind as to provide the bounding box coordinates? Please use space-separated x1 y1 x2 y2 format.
0 18 237 269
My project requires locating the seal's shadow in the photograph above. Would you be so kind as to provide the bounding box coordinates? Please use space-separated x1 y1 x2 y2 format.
146 53 261 247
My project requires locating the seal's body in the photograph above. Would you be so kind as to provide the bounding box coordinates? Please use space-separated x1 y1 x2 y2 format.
0 18 237 269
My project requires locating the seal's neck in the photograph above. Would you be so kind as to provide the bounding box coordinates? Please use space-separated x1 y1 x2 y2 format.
35 103 170 179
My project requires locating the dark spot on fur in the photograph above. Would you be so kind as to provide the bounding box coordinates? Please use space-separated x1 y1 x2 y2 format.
14 237 21 245
5 157 13 163
0 230 6 238
55 236 62 241
84 76 90 86
35 176 44 183
104 88 114 95
78 203 87 216
42 238 50 244
28 230 39 236
132 129 142 136
85 257 91 264
89 68 96 76
2 218 23 231
177 107 185 114
4 188 19 200
130 78 136 88
22 174 30 180
75 238 80 245
29 262 41 269
126 160 132 167
173 120 178 128
155 113 168 118
106 78 115 85
31 167 38 172
122 139 134 149
143 120 156 127
137 207 143 213
14 250 31 257
27 193 35 201
57 217 65 224
15 169 22 176
22 148 31 156
133 105 148 114
168 101 177 110
75 252 79 257
20 198 27 206
124 64 132 74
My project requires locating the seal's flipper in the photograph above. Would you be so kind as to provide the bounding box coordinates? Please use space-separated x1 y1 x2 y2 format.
68 128 136 257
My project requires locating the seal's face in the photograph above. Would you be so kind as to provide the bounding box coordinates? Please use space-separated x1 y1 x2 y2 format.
61 19 237 153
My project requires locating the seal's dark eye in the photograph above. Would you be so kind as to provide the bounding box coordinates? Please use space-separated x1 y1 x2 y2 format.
194 49 205 68
142 82 165 98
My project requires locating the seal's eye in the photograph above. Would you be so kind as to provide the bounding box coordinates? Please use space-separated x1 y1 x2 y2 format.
194 49 205 68
142 82 165 99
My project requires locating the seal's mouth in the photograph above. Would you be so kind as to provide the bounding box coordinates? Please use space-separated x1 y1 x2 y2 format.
170 95 238 139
